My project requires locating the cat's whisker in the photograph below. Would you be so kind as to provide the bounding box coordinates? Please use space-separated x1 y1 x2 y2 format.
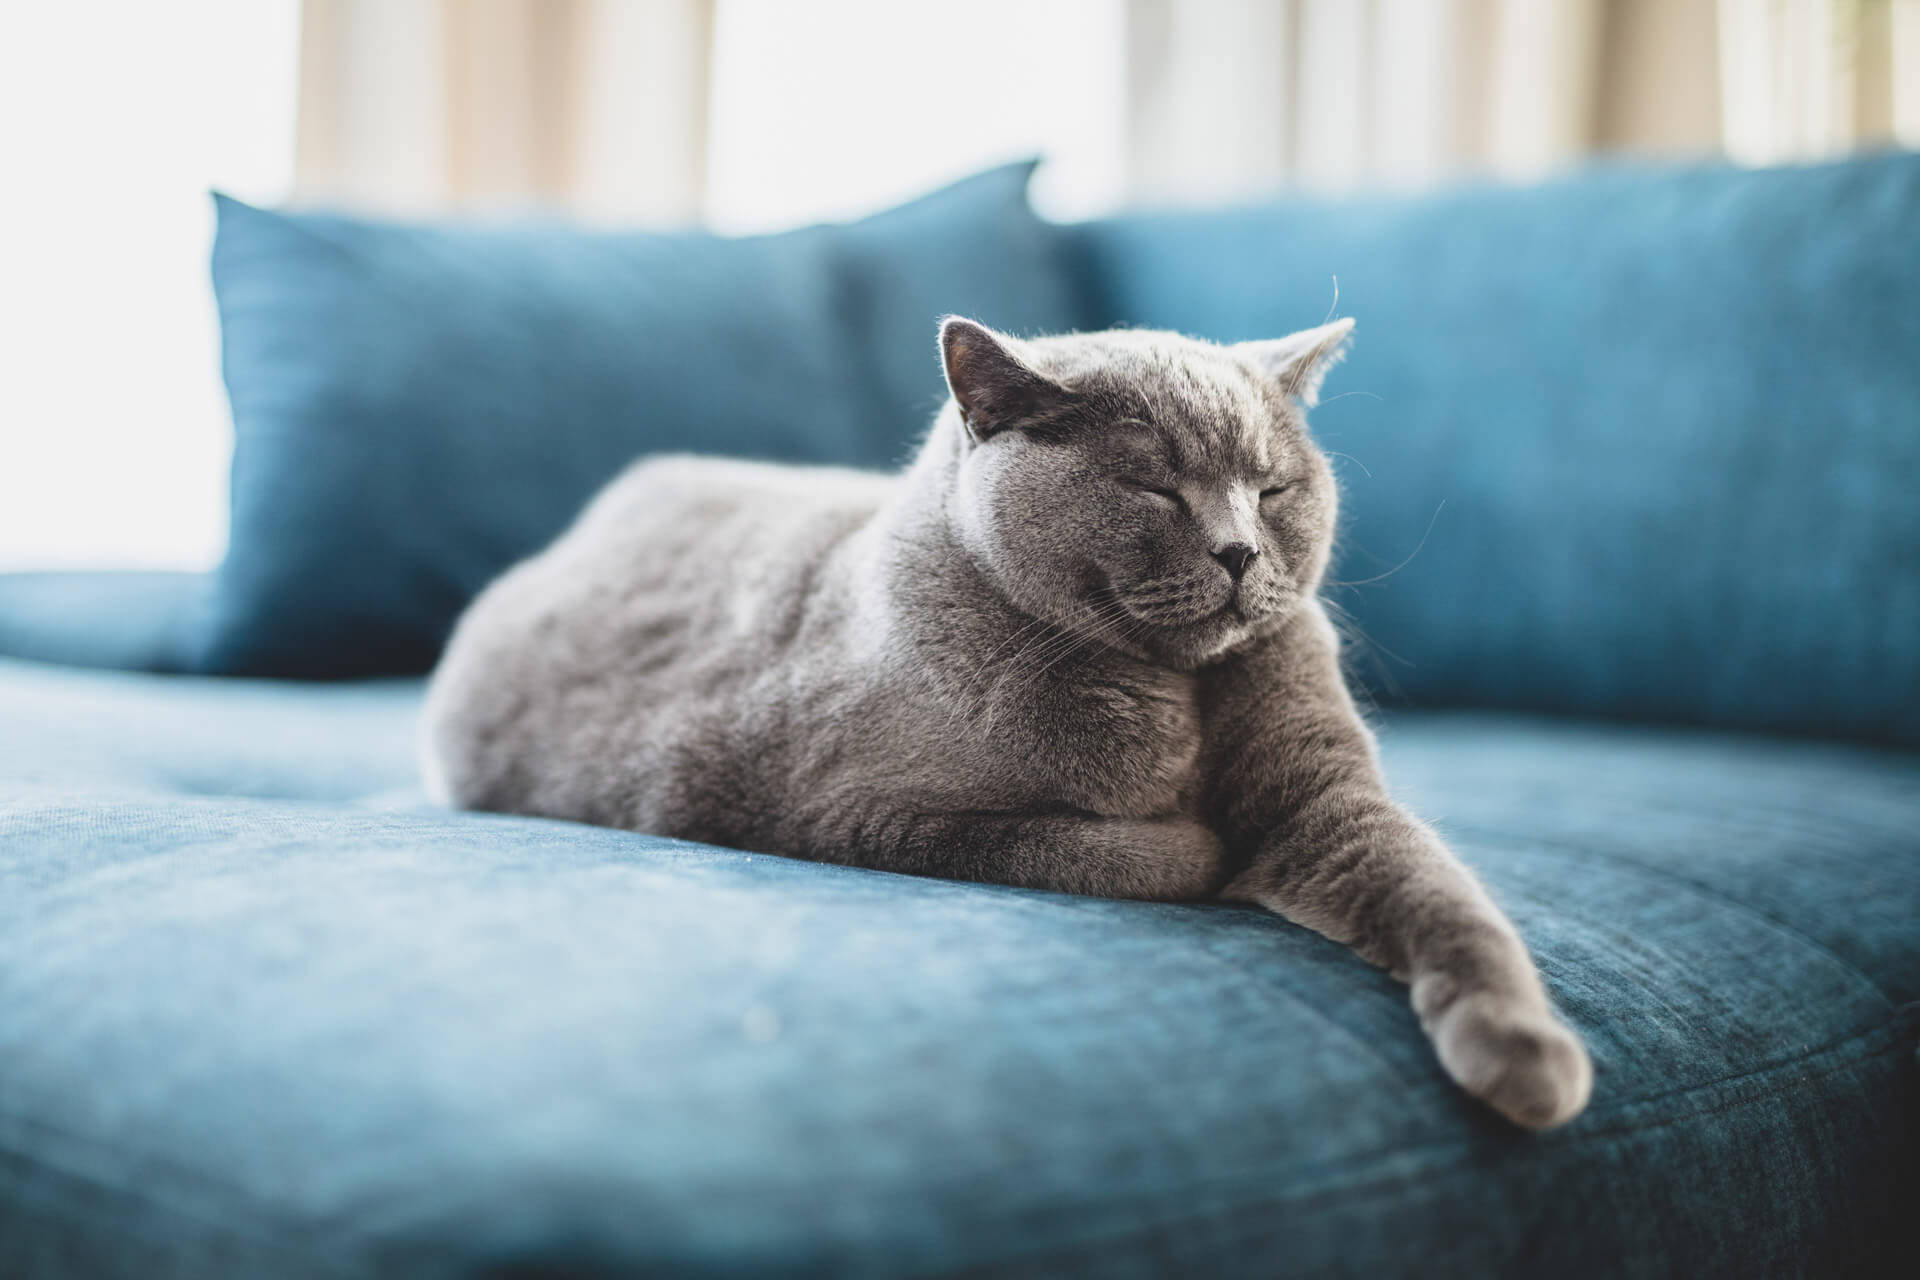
1318 595 1412 700
944 580 1142 729
946 608 1059 728
965 597 1139 734
1326 500 1445 588
1007 598 1162 697
972 596 1144 729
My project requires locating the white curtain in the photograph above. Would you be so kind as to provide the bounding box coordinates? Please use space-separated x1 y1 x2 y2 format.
1719 0 1920 165
1123 0 1918 207
0 0 300 571
1123 0 1729 205
289 0 1920 222
293 0 714 223
293 0 1126 230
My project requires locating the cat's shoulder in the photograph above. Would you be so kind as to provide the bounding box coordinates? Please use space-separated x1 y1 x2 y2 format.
555 455 897 570
586 455 893 521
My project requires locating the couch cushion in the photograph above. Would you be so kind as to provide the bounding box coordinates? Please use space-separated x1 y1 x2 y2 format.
1071 152 1920 747
204 162 1092 679
0 572 210 675
0 655 418 803
2 661 1915 1277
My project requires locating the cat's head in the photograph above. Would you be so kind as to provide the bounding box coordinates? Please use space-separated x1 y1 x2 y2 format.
937 317 1351 670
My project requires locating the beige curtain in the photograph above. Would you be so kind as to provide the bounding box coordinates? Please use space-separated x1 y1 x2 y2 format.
293 0 1919 222
294 0 714 223
1719 0 1920 164
1123 0 1915 206
1124 0 1727 203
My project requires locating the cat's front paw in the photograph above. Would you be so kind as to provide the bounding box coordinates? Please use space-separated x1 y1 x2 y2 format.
1125 816 1230 901
1422 988 1592 1130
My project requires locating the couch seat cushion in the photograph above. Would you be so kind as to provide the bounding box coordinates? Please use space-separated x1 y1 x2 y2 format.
1 660 1915 1277
0 572 211 675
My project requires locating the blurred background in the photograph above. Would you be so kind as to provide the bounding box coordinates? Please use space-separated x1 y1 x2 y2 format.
3 0 1916 572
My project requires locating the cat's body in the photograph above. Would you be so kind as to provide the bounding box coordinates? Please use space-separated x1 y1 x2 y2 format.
424 320 1593 1129
426 449 1223 898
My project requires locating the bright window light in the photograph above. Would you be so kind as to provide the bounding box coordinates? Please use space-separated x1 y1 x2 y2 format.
0 1 300 570
705 0 1126 233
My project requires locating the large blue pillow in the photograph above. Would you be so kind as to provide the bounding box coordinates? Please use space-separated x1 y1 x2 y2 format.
1072 152 1920 746
206 162 1092 677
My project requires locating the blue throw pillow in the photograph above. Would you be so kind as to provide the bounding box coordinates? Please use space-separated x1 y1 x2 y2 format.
206 162 1092 677
1071 152 1920 746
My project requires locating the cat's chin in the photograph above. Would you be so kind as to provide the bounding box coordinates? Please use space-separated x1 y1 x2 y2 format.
1111 607 1290 671
1046 575 1297 670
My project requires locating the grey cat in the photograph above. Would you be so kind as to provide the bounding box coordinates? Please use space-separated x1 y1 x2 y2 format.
422 317 1593 1129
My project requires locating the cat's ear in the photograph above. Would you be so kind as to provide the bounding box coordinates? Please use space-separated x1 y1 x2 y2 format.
1235 318 1355 408
940 317 1069 442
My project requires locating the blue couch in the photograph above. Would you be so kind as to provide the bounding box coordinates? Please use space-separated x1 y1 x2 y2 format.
3 155 1916 1277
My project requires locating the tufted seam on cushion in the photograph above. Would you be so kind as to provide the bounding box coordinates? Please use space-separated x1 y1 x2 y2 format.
938 1015 1920 1278
1486 879 1711 1013
1252 1005 1920 1201
1454 822 1906 1010
1180 929 1428 1094
7 1015 1912 1278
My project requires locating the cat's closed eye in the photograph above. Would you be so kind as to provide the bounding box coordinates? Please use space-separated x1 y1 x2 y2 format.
1120 479 1185 510
1259 482 1298 501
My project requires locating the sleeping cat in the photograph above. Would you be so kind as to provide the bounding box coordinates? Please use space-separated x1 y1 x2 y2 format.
422 317 1593 1129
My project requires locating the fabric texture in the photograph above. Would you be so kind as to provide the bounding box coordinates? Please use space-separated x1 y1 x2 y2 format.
3 151 1918 1278
0 572 209 674
1071 151 1920 746
205 161 1093 678
12 153 1916 750
2 658 1915 1278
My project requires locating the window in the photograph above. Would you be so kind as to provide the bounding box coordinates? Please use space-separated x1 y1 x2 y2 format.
704 0 1126 232
0 1 300 569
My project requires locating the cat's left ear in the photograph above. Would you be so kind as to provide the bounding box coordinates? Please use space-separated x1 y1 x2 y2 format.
1235 318 1355 407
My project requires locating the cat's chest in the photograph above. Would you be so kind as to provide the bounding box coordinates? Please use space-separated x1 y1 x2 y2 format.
1017 661 1204 818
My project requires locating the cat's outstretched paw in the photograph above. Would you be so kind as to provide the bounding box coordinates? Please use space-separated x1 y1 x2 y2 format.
1421 988 1592 1130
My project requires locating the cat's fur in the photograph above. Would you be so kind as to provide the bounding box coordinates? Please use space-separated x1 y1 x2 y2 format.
422 317 1593 1129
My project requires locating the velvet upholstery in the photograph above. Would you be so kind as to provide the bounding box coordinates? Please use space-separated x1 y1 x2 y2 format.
9 156 1915 748
0 571 207 674
204 163 1091 677
1070 152 1920 745
1 153 1917 1278
1 658 1915 1278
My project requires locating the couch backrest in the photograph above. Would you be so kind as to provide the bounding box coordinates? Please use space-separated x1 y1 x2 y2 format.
1069 152 1920 746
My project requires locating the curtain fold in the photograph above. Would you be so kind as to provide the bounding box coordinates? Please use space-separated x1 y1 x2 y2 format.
294 0 714 222
1123 0 1915 206
1719 0 1920 165
1125 0 1733 204
291 0 1917 219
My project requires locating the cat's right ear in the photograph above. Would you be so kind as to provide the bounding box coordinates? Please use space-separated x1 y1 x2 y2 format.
1235 318 1355 407
940 317 1069 443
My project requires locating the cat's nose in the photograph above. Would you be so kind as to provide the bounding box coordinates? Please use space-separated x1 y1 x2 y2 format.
1213 542 1257 580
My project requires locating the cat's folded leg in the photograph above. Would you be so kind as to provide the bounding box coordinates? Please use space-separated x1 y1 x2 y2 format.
1203 615 1592 1130
817 806 1229 902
